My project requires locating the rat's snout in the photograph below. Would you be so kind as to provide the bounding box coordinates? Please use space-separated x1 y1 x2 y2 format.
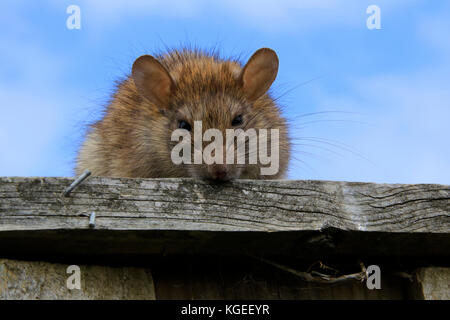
207 164 229 181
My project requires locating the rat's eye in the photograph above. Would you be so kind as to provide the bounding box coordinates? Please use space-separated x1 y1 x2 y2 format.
231 115 243 126
178 120 192 131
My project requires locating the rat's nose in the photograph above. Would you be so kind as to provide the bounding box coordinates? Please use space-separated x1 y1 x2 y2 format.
208 164 229 181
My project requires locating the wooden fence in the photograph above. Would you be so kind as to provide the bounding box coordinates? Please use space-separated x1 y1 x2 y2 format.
0 177 449 299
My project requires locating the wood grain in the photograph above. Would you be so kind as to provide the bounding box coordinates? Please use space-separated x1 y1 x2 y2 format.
0 177 449 257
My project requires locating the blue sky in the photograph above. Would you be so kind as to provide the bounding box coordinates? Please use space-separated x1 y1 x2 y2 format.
0 0 449 184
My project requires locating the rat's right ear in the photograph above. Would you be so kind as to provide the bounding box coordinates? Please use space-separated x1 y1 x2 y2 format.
132 55 174 107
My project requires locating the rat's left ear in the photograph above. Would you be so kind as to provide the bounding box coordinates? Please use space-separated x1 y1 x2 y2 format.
240 48 279 101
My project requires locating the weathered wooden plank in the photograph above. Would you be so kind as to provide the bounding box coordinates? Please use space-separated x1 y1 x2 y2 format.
410 267 450 300
0 177 449 257
0 258 155 300
1 177 448 232
150 256 409 300
0 256 410 300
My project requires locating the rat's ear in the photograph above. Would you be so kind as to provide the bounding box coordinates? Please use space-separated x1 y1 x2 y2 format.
240 48 279 101
132 55 174 107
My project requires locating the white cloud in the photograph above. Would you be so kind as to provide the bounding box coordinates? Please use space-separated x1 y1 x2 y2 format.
58 0 202 23
296 67 450 184
53 0 417 33
0 21 83 176
0 89 66 176
286 2 450 184
416 3 450 56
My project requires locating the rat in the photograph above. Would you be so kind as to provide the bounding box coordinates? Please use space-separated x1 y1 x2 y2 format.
76 47 290 181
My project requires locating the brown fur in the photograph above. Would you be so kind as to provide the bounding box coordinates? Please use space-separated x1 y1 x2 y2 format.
76 48 290 180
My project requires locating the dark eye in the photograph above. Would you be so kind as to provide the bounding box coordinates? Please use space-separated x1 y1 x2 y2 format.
178 120 191 131
231 115 243 126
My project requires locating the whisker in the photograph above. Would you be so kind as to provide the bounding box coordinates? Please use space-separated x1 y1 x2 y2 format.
289 155 320 177
292 136 374 165
291 142 345 158
288 110 365 121
273 74 327 102
291 119 368 128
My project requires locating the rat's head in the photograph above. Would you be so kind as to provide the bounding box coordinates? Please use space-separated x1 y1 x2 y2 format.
131 48 283 181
